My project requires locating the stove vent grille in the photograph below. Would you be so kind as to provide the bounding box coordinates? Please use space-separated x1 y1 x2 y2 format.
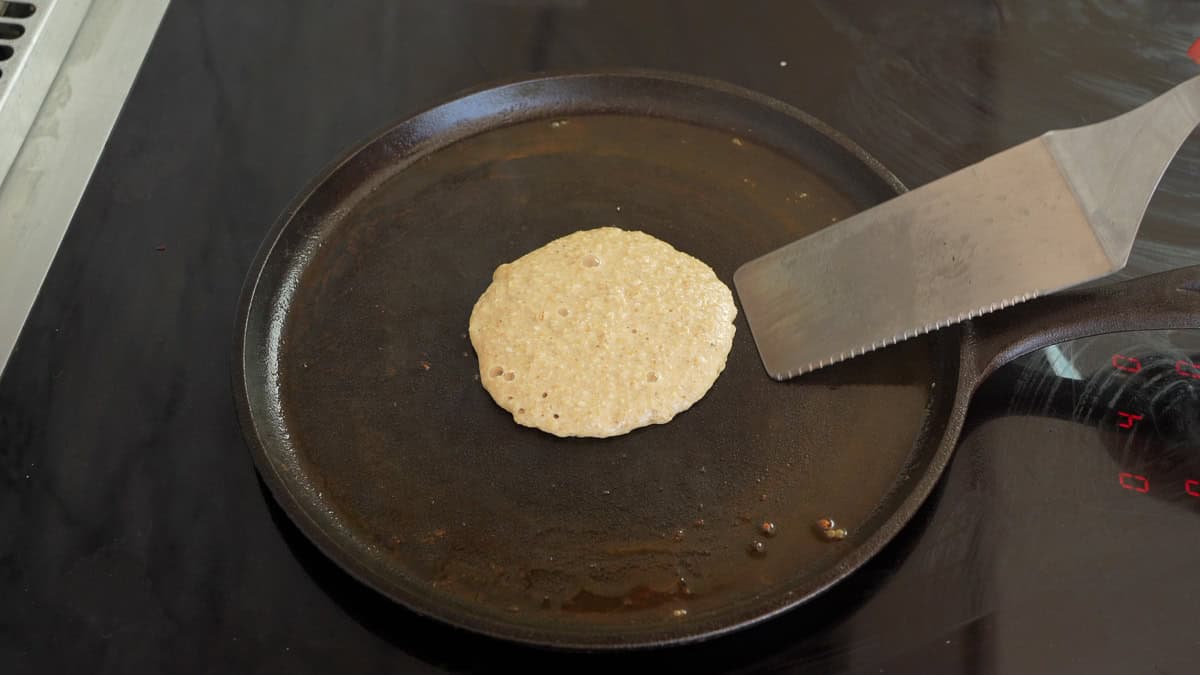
0 0 74 186
0 2 37 81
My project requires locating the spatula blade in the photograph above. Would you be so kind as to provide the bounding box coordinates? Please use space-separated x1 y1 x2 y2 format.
733 138 1115 380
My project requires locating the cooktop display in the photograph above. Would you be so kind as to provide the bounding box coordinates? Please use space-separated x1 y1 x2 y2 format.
991 329 1200 508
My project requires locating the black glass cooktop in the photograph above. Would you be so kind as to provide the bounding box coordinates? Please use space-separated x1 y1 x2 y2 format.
985 329 1200 507
2 1 1198 673
830 329 1200 675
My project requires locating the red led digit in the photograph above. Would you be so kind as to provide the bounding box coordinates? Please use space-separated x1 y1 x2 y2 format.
1112 354 1142 373
1176 360 1200 380
1186 480 1200 498
1119 472 1149 493
1116 411 1143 429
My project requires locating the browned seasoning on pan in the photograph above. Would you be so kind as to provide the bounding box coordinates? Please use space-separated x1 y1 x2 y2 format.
816 517 848 541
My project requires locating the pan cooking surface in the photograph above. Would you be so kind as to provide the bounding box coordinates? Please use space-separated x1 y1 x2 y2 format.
238 77 955 647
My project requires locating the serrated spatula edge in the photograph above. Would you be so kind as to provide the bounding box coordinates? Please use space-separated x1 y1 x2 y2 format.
768 289 1044 381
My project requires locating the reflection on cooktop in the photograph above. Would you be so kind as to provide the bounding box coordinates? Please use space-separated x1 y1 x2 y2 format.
981 329 1200 512
887 328 1200 674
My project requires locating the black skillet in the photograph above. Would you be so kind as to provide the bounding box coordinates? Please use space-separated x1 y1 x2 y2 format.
233 71 1200 649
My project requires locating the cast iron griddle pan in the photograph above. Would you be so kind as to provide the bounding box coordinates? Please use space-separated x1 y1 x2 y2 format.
234 72 1200 649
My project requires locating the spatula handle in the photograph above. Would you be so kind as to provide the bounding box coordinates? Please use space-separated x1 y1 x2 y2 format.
1044 75 1200 267
962 265 1200 392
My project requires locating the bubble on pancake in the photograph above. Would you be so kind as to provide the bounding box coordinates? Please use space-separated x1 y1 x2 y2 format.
468 227 737 438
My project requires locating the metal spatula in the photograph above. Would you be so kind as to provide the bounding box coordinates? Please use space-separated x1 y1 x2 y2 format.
734 75 1200 380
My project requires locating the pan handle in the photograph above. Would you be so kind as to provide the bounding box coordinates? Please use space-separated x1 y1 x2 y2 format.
961 265 1200 392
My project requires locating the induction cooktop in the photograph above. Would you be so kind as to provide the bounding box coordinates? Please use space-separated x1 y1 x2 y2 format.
3 2 1199 673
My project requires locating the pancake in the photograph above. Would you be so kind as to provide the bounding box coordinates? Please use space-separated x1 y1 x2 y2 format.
468 227 737 437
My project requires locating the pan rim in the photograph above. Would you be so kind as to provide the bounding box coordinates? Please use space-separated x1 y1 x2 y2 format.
231 69 968 650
